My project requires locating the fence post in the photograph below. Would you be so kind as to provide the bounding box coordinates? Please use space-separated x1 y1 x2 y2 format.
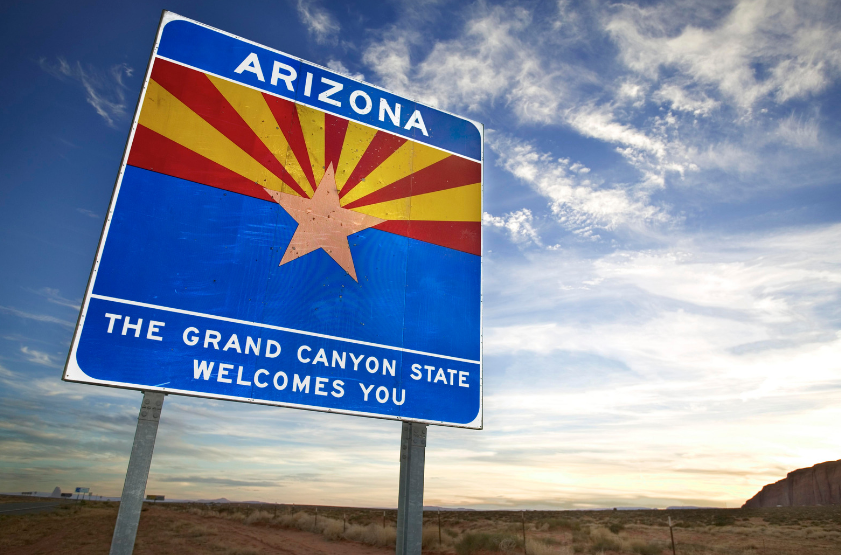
522 511 527 555
668 516 676 555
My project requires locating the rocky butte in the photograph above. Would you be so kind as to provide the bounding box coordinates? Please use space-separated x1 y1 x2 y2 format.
743 459 841 508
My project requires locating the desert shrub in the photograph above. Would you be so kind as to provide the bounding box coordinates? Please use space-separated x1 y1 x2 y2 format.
455 532 523 554
712 514 735 527
422 525 452 548
321 520 344 540
608 522 625 534
631 541 663 555
344 522 397 547
525 538 565 555
243 510 273 525
590 528 622 553
542 517 581 531
226 511 245 522
571 528 590 544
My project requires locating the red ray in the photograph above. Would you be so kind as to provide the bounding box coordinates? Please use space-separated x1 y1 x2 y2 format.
343 155 482 209
150 58 308 198
324 114 349 171
262 93 317 192
338 132 407 199
128 125 275 203
373 221 481 256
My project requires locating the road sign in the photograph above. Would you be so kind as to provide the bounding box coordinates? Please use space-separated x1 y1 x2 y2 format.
63 12 483 429
75 487 90 493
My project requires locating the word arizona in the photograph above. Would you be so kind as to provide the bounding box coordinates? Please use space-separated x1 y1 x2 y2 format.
233 53 429 136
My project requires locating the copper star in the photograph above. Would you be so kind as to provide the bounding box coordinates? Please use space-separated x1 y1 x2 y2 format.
264 163 384 282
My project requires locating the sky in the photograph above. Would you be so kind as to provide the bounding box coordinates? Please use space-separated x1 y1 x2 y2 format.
1 0 841 509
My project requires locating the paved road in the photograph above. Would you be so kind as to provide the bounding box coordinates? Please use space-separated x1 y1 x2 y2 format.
0 501 66 515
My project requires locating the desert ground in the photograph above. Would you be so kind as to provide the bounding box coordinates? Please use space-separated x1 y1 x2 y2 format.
1 495 840 555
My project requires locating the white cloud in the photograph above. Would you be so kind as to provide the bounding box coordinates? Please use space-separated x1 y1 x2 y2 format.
20 346 60 368
28 287 80 310
485 222 841 365
360 0 840 199
474 221 841 504
774 111 821 149
0 305 74 328
38 57 133 127
652 84 719 116
295 0 340 45
363 4 583 120
325 60 364 82
76 208 100 220
605 0 841 110
483 209 541 246
488 133 667 235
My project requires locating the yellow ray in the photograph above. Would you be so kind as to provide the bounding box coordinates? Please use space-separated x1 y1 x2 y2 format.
208 75 313 197
340 141 451 207
139 79 293 194
349 183 482 221
334 122 378 190
297 104 325 185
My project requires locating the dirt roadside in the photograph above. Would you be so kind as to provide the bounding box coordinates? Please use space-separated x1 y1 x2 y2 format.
0 504 392 555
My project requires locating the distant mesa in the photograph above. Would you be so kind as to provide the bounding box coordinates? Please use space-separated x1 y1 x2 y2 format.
743 459 841 508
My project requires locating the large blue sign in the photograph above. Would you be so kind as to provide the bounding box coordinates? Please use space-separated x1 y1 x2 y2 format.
63 12 483 428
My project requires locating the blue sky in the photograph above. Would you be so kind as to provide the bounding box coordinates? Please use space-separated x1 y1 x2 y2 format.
2 0 841 509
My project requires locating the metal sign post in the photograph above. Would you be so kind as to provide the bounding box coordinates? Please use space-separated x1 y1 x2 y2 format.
110 391 164 555
396 422 427 555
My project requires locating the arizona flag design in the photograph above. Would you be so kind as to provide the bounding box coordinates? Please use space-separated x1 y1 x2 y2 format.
64 13 482 428
130 58 481 259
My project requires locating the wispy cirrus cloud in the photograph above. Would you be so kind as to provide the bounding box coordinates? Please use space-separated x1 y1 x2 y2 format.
295 0 340 45
76 208 101 220
361 0 841 216
158 476 280 488
605 0 841 110
27 287 80 310
326 60 364 81
0 306 74 328
20 346 60 368
488 133 668 237
483 209 541 246
38 57 133 127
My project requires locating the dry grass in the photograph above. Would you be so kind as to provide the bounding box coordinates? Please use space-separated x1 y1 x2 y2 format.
3 499 841 555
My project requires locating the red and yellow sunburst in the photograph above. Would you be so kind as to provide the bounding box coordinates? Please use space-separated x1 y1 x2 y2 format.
127 58 481 255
